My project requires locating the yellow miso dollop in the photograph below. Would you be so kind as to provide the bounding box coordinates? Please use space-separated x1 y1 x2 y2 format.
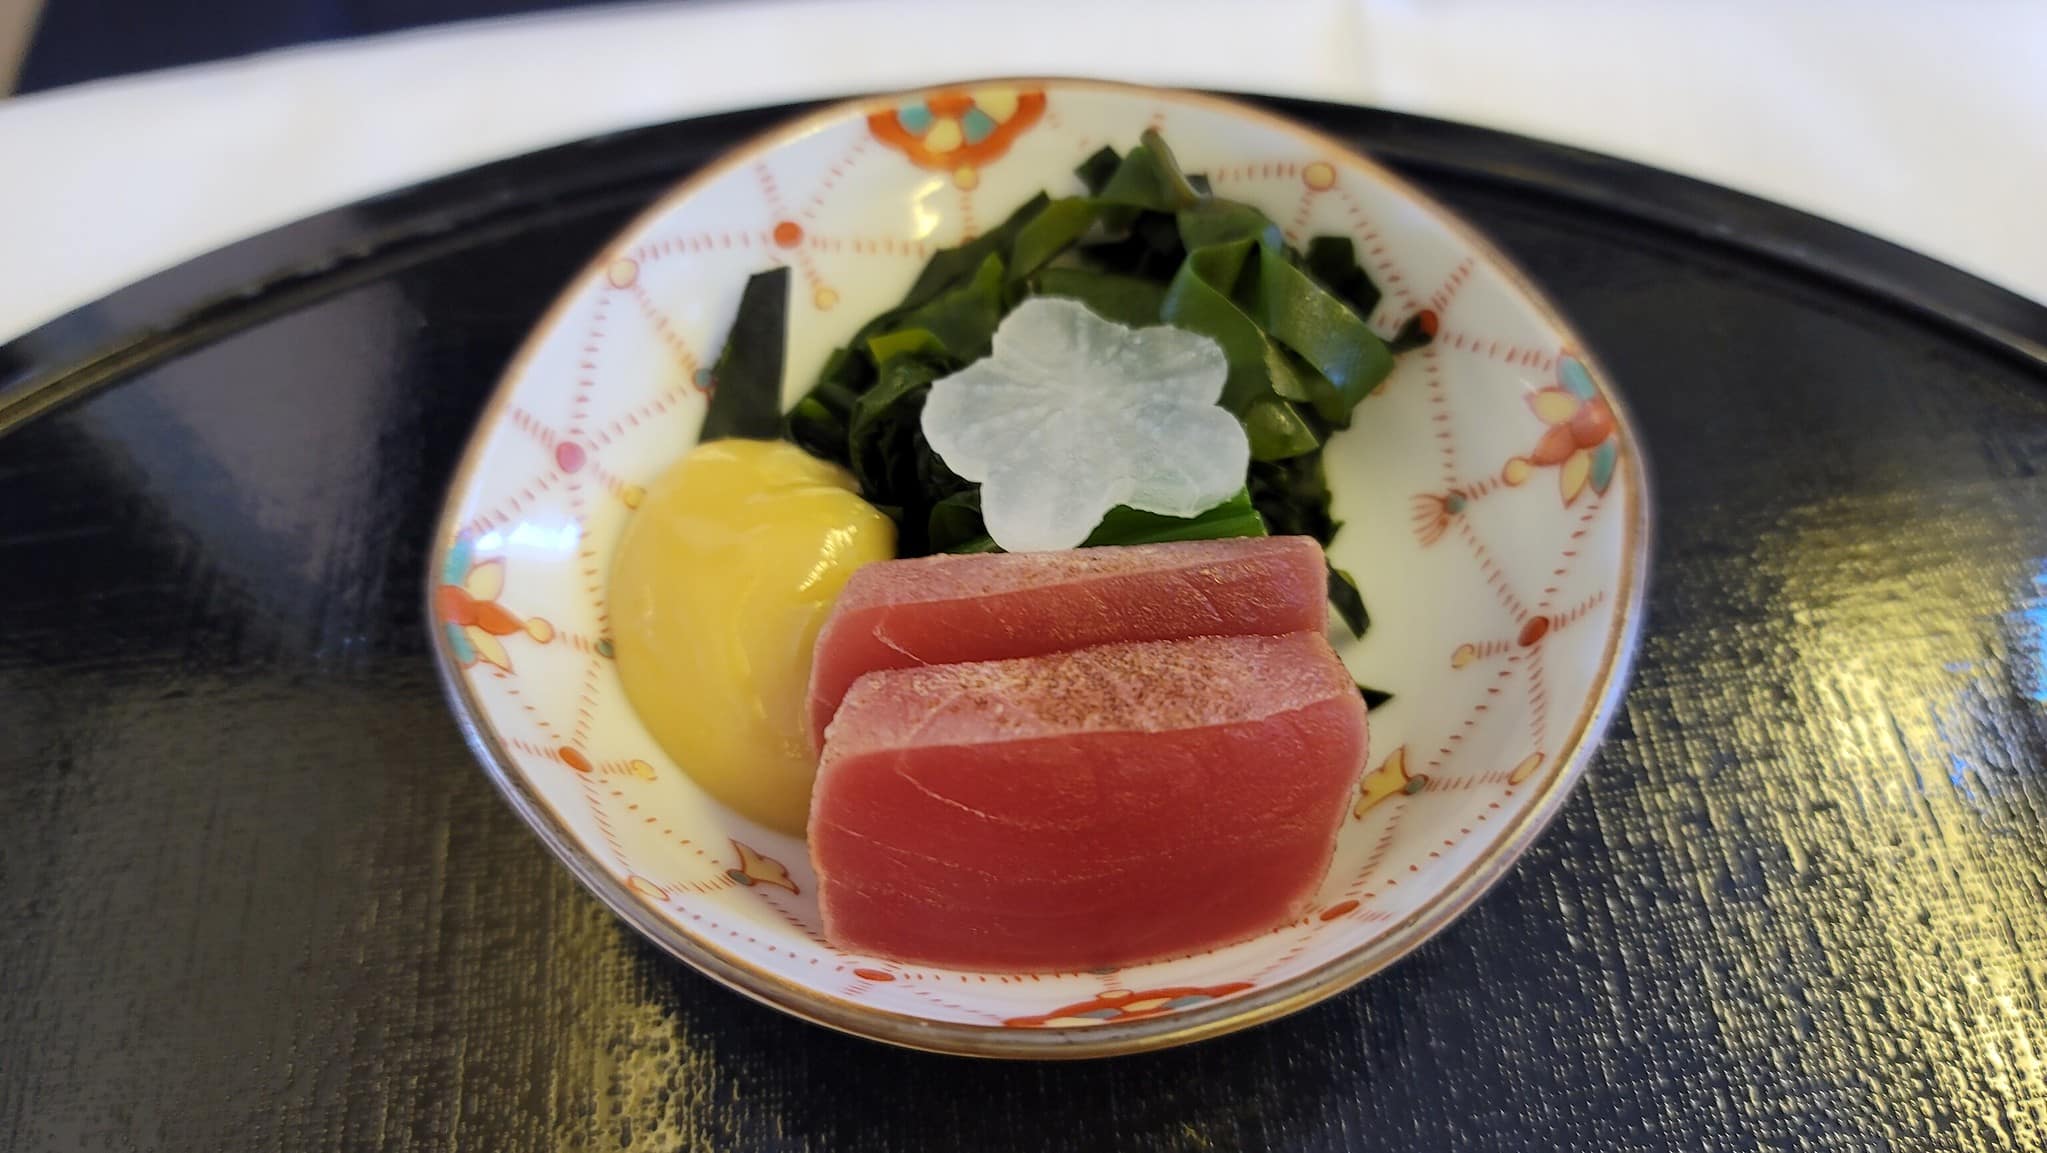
610 439 895 832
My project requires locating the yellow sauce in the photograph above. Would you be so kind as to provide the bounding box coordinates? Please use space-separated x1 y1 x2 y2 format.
610 439 895 832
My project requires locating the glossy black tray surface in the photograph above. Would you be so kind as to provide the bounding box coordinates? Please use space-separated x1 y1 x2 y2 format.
3 96 2044 1151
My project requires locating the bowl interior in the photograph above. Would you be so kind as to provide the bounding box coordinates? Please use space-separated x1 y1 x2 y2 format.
431 80 1645 1056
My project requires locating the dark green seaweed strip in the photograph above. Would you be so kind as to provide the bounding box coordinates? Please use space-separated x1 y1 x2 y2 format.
1075 146 1121 196
1030 268 1165 328
1239 395 1322 461
1083 489 1267 547
934 489 1268 555
1327 563 1369 638
697 267 789 441
1248 454 1339 545
1096 129 1203 214
896 252 1007 362
926 489 990 553
1248 243 1395 413
1389 309 1439 353
894 193 1049 316
1161 240 1313 442
1303 236 1383 322
1176 199 1282 251
1008 197 1102 282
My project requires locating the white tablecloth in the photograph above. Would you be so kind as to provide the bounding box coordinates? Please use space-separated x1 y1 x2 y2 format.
1 0 2041 345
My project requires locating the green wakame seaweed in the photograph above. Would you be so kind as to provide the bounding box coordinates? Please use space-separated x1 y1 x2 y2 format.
698 132 1443 639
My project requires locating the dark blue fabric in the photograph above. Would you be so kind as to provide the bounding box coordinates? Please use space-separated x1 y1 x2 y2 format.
17 0 623 93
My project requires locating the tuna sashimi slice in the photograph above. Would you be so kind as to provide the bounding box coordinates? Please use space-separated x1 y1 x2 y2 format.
809 632 1368 971
806 535 1327 748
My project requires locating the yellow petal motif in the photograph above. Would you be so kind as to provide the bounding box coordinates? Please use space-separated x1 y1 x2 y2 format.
973 86 1020 122
1558 449 1592 503
1355 746 1422 818
732 840 799 893
465 625 511 671
1529 388 1581 426
464 558 506 601
923 118 964 153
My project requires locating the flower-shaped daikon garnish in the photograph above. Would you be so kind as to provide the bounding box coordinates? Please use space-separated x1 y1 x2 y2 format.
921 297 1249 552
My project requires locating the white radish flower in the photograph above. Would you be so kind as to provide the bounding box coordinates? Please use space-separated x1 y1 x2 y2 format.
921 297 1249 553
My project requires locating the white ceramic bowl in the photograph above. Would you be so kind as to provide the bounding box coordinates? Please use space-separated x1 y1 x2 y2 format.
429 79 1649 1058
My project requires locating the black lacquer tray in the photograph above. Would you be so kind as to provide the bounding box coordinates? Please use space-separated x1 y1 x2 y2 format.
4 95 2044 1151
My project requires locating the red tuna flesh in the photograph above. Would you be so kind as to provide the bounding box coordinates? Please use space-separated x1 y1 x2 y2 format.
808 632 1367 971
806 536 1327 748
